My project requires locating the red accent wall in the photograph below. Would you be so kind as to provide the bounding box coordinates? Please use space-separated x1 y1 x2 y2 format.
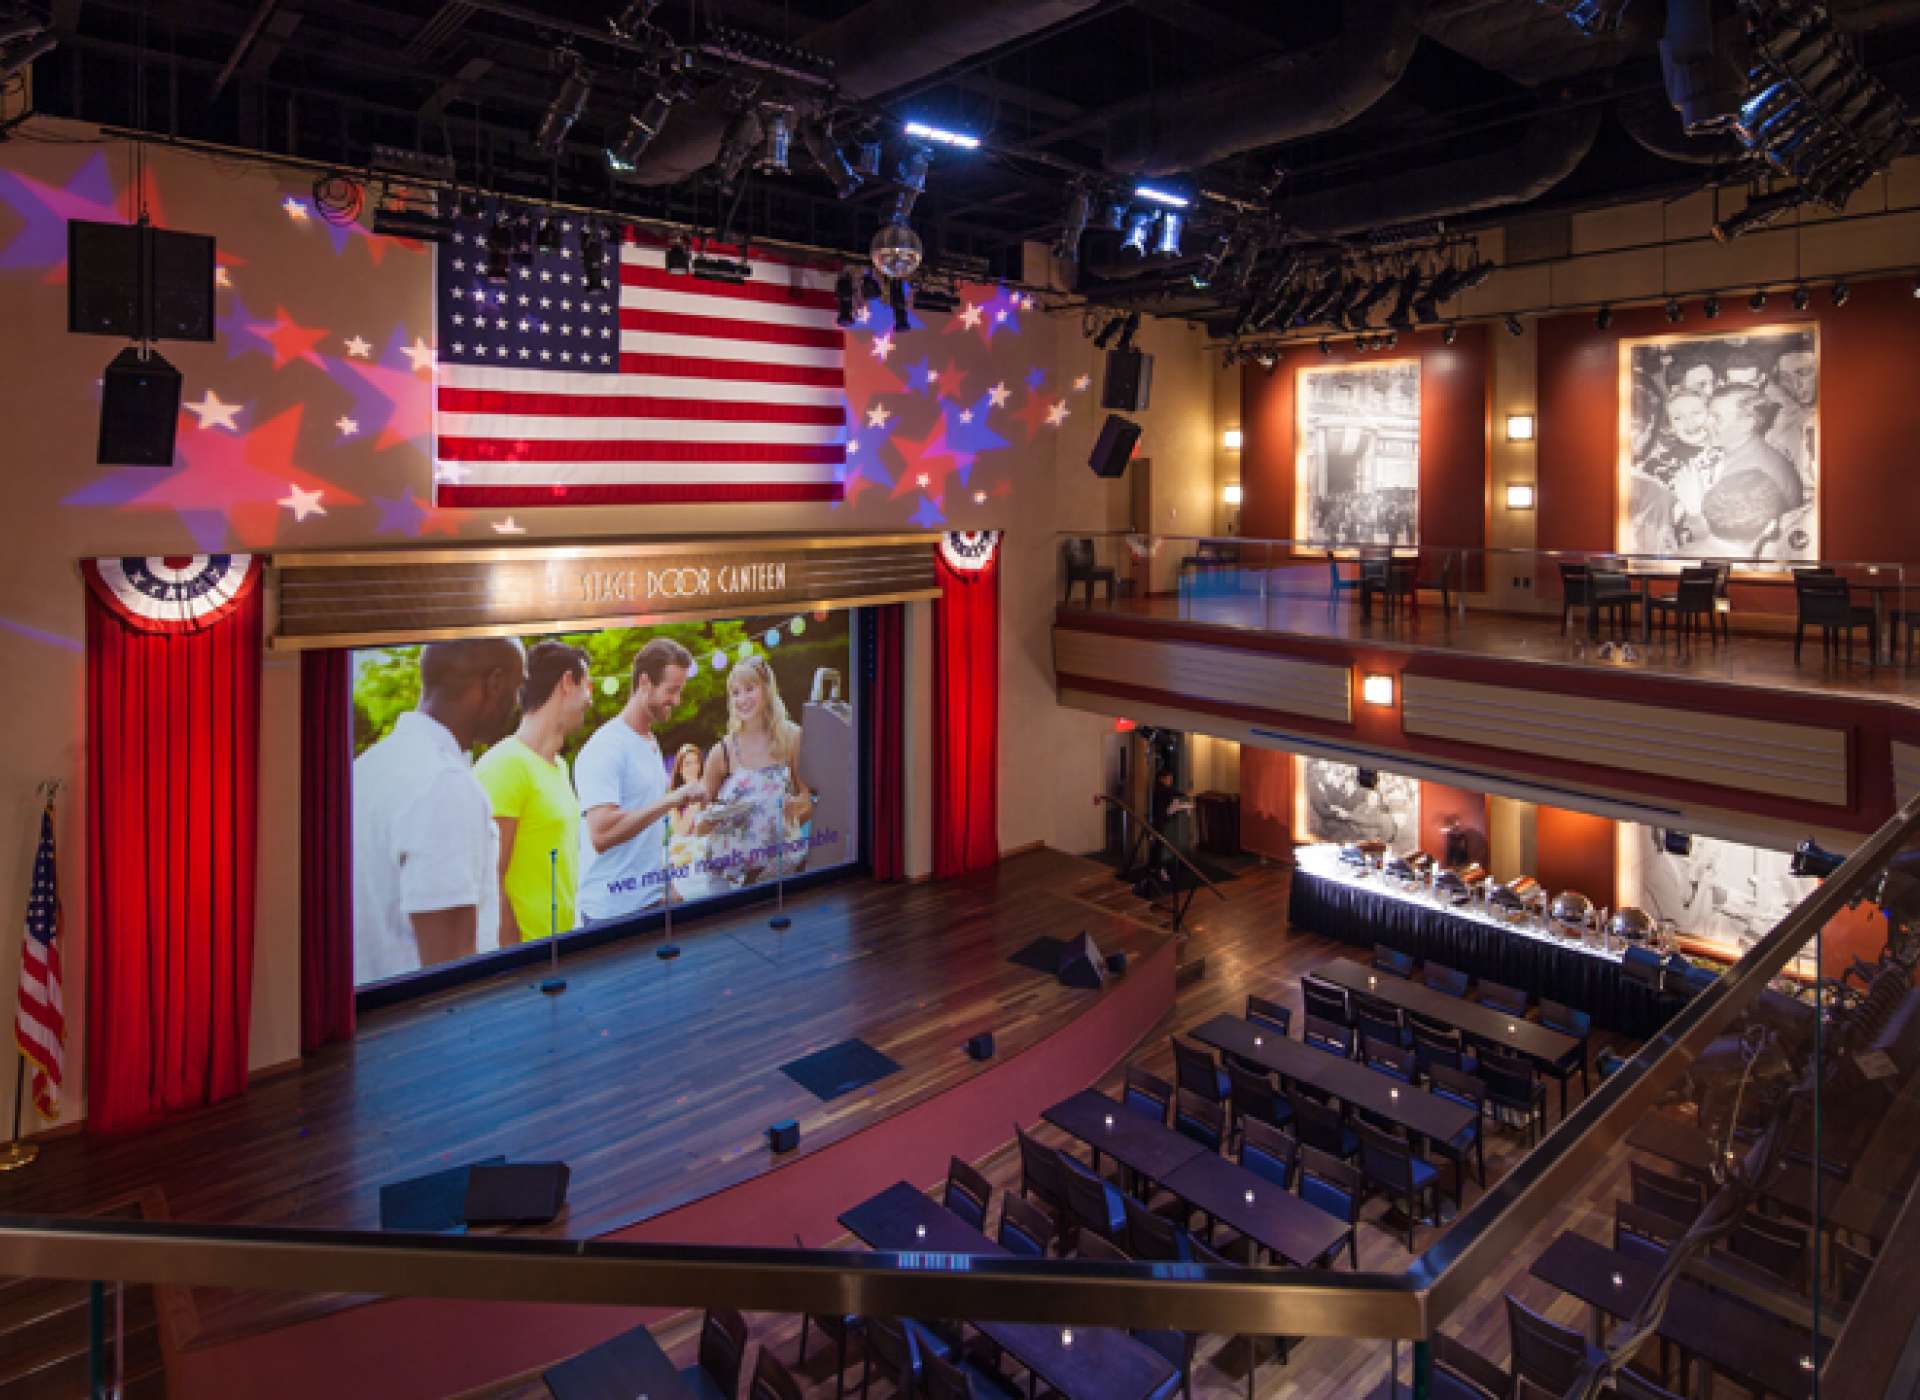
1240 749 1293 859
1241 323 1491 559
1538 275 1920 569
1419 782 1491 866
1535 805 1617 904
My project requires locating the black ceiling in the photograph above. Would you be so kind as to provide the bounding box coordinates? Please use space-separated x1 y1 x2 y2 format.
12 0 1920 319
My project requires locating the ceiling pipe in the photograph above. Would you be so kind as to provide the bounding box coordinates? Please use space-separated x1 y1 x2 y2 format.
1618 91 1745 165
1271 102 1602 239
614 0 1106 186
1098 1 1423 178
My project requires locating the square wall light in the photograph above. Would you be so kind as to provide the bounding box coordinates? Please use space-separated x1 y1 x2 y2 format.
1223 482 1243 506
1361 673 1395 707
1505 483 1536 510
1223 427 1243 451
1506 413 1536 442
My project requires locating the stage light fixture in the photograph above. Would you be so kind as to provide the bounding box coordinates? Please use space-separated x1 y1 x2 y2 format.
862 269 884 302
1831 280 1850 307
533 52 593 159
834 269 856 327
1152 211 1184 258
903 120 979 150
715 107 763 193
1383 331 1399 350
1132 184 1191 209
1054 180 1092 262
1120 210 1154 257
535 216 560 254
1318 337 1332 355
1595 305 1612 330
800 121 863 199
1665 298 1683 322
1411 283 1441 325
1386 269 1422 330
608 90 681 172
888 278 912 334
579 224 607 292
1115 312 1142 354
1441 324 1457 345
756 105 795 174
1704 294 1720 319
665 237 692 274
482 220 513 283
1749 288 1769 311
691 253 753 284
1504 313 1523 337
1093 314 1124 350
1792 284 1812 311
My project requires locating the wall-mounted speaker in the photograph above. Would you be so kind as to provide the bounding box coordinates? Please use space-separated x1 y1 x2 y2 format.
1088 414 1141 479
98 346 181 466
1101 348 1153 411
68 220 216 342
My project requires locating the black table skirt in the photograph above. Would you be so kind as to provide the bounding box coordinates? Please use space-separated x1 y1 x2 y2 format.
1288 869 1668 1040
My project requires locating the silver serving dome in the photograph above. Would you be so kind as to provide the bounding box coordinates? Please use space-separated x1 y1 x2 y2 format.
1609 906 1656 942
1550 890 1595 925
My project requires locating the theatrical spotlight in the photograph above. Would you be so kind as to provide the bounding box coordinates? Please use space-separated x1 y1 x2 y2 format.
715 107 763 193
1441 323 1457 345
579 224 608 292
536 215 561 255
1115 311 1142 353
1792 284 1812 311
1120 210 1154 257
1504 313 1524 337
1152 210 1184 258
801 121 863 199
1704 294 1720 319
835 269 857 327
862 269 883 302
1665 298 1684 323
758 104 795 175
1595 305 1613 330
1054 179 1093 263
608 88 682 172
533 51 593 159
1832 280 1851 307
1386 268 1422 331
1749 288 1769 311
1318 337 1332 355
888 278 912 334
482 219 514 283
665 236 691 274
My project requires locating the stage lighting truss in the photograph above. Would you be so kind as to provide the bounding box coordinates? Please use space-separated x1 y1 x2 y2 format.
368 145 456 242
533 50 594 159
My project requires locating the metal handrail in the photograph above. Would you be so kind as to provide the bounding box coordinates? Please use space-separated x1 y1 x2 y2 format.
3 798 1916 1343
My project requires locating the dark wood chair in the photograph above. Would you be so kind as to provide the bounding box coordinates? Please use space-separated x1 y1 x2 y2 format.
752 1345 809 1400
1505 1294 1605 1397
1288 1091 1359 1164
1014 1124 1069 1221
1629 1159 1704 1228
1226 1059 1292 1147
1171 1037 1230 1106
1124 1191 1188 1262
1295 1145 1363 1268
1537 998 1592 1114
923 1348 1024 1400
1301 974 1353 1025
1124 1064 1175 1126
1372 944 1415 979
1246 994 1293 1037
1062 1150 1128 1250
683 1309 750 1400
1649 567 1720 645
1352 991 1410 1050
1062 536 1116 607
1475 980 1528 1017
1422 963 1470 999
1359 1033 1417 1084
1239 1118 1299 1192
1173 1087 1227 1154
1302 1014 1354 1059
1559 561 1594 636
1411 1020 1478 1078
860 1316 955 1400
1480 1050 1547 1146
943 1156 992 1232
1078 1233 1197 1400
1725 1209 1809 1291
1427 1064 1486 1203
1587 567 1639 638
1794 569 1876 668
996 1190 1057 1257
1355 1121 1443 1252
1432 1333 1512 1400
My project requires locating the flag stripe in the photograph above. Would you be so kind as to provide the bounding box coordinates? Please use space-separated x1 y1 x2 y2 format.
620 285 843 331
436 387 846 426
439 413 845 445
14 807 64 1121
438 436 846 465
619 263 840 313
618 308 845 351
441 481 845 505
617 351 844 383
442 365 843 403
441 460 841 485
621 241 840 289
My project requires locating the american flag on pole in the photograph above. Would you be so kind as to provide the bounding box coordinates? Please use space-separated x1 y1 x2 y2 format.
14 803 64 1120
433 205 847 506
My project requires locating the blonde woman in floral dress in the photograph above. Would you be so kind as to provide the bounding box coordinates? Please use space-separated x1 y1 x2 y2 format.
698 655 815 888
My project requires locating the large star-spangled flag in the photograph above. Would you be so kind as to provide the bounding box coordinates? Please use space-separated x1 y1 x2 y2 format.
433 206 846 506
14 802 64 1121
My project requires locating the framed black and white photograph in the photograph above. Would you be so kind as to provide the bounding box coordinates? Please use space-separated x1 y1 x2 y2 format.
1298 758 1419 854
1618 326 1819 563
1295 361 1421 546
1619 826 1815 952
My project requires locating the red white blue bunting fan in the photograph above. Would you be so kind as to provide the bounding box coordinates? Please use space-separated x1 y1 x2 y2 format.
938 531 1002 574
81 555 259 634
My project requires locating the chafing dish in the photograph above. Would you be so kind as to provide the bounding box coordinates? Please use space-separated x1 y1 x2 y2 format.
1609 907 1656 944
1550 890 1595 940
1383 854 1423 892
1338 842 1371 870
1432 868 1473 905
1356 839 1388 868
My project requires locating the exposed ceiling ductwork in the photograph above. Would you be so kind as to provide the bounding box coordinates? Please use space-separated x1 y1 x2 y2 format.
613 0 1106 186
1271 102 1603 239
1097 1 1423 178
1617 91 1747 164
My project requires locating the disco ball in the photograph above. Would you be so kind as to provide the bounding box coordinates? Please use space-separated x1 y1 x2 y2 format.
870 220 924 280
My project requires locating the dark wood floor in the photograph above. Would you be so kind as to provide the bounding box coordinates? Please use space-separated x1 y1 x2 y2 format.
1074 583 1920 705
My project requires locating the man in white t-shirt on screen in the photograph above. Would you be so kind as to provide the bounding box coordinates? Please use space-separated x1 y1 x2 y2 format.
575 637 706 926
354 636 525 984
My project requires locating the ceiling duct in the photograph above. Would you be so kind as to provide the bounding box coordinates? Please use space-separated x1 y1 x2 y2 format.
1618 92 1746 164
1274 104 1602 239
1660 0 1754 133
614 0 1104 185
1099 1 1422 178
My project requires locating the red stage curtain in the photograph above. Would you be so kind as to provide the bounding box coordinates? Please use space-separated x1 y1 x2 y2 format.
301 649 355 1051
84 560 262 1134
933 545 1000 878
867 605 906 881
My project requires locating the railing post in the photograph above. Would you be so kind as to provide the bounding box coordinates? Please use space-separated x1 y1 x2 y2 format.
88 1279 104 1398
1411 1337 1432 1399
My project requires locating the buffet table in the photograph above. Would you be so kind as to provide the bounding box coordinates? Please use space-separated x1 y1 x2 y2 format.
1288 844 1672 1039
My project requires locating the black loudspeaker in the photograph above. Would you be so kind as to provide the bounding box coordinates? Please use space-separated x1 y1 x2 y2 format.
1056 930 1108 990
767 1119 800 1153
1661 829 1693 856
98 346 182 466
1101 348 1153 411
379 1156 506 1232
1088 414 1141 479
965 1032 995 1061
462 1161 571 1225
1104 952 1128 976
68 220 216 342
1356 768 1379 790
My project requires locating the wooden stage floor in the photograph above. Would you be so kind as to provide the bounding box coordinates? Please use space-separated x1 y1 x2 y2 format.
1069 587 1920 705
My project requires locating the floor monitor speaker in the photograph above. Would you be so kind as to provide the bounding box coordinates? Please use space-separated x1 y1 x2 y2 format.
1088 414 1141 479
462 1161 571 1225
1057 930 1108 990
767 1119 800 1153
98 346 181 466
1101 348 1153 411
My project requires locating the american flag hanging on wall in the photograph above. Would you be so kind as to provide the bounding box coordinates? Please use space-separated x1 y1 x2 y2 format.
14 802 65 1121
433 208 847 507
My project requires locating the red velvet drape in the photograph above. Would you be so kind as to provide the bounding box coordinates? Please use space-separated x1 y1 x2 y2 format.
300 649 355 1051
868 605 906 882
933 551 999 878
85 571 261 1134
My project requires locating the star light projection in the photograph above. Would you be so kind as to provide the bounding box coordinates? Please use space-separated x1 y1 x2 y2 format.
1 140 1086 542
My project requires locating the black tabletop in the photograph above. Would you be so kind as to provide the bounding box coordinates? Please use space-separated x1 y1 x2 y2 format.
1044 1089 1211 1183
1531 1231 1816 1400
1189 1014 1476 1145
543 1321 693 1400
1316 958 1582 1066
1160 1151 1351 1268
838 1181 1179 1400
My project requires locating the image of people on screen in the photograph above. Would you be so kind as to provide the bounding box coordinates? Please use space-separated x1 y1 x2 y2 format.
697 654 816 890
353 637 526 984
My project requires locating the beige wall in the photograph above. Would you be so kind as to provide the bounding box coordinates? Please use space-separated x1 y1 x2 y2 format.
0 119 1213 1132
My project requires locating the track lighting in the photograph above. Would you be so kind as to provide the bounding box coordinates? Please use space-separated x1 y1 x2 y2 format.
1703 294 1720 319
1318 338 1332 355
1665 298 1683 323
665 237 691 274
1093 315 1125 350
1749 288 1769 311
579 223 607 293
1831 281 1850 307
533 52 592 159
1792 284 1812 311
1595 305 1612 330
1504 313 1523 337
800 120 863 199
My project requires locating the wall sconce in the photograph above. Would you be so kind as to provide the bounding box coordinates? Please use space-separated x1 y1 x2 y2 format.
1222 427 1243 451
1223 482 1243 506
1505 483 1536 510
1361 673 1395 706
1505 413 1536 442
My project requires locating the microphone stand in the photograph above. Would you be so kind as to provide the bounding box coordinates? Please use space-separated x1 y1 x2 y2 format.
539 847 566 995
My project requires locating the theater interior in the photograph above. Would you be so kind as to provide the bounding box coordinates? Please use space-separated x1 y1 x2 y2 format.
3 2 1920 1397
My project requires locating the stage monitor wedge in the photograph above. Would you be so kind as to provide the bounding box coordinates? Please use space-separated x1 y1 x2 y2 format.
1057 930 1108 990
98 346 182 466
463 1161 571 1225
68 219 217 342
1088 413 1141 479
1101 348 1153 411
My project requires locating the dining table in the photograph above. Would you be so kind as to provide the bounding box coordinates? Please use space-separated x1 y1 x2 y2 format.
542 1320 696 1400
1314 957 1587 1071
838 1180 1179 1400
1042 1088 1210 1186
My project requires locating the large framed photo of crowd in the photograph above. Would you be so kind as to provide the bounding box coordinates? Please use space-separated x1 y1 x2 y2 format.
1296 361 1421 547
349 611 857 986
1618 326 1819 564
1297 758 1420 856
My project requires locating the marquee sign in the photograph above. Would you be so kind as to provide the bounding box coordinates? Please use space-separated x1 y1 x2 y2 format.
268 534 941 649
